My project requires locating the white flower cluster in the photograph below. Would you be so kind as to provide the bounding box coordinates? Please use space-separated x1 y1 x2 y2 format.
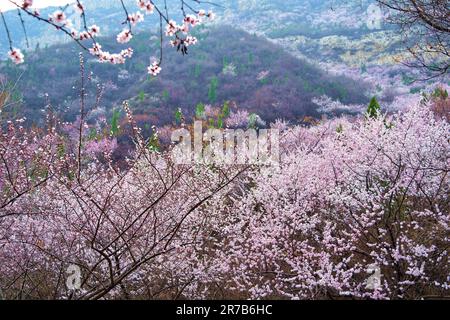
5 0 215 77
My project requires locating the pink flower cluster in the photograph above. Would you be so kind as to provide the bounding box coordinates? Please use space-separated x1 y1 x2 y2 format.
147 61 162 76
128 11 145 26
49 10 68 25
89 43 134 65
137 0 155 14
117 29 133 44
4 0 214 76
8 48 24 64
20 0 33 10
206 104 449 299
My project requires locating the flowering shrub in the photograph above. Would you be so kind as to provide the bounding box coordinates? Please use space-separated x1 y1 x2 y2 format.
312 95 366 115
0 116 64 218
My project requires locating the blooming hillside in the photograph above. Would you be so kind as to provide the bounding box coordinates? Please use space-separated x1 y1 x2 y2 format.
0 91 448 299
0 27 369 125
0 0 448 303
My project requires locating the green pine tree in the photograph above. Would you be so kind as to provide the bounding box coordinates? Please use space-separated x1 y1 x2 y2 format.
367 96 381 119
208 77 218 104
222 101 230 118
110 109 121 136
196 103 205 118
174 108 183 124
138 91 145 102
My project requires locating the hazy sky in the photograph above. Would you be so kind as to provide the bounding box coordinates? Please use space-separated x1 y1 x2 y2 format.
0 0 70 11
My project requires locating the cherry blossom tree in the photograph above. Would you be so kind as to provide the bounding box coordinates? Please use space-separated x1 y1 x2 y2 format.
2 83 448 299
0 54 249 299
0 0 216 75
201 99 449 300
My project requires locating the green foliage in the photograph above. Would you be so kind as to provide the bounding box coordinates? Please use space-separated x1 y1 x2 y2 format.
248 53 254 64
147 132 160 153
259 77 269 85
223 56 229 68
421 86 449 104
110 109 121 136
432 87 448 99
217 114 224 129
197 101 232 129
193 64 202 78
162 89 170 101
88 127 97 141
138 91 145 102
208 77 218 104
222 101 230 118
174 108 183 124
57 143 66 158
366 96 381 119
210 101 231 129
195 103 205 118
248 113 258 129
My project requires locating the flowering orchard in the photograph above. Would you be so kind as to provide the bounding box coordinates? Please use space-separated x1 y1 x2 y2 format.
207 102 449 299
1 0 215 75
0 75 448 298
0 1 448 300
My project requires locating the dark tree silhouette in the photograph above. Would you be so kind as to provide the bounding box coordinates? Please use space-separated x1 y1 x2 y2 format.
377 0 449 78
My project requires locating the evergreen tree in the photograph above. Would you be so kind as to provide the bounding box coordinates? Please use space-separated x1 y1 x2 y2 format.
367 96 381 119
208 77 218 104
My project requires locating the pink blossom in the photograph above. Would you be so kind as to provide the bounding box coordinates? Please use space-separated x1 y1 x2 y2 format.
89 25 100 37
79 31 90 40
147 61 161 76
137 0 154 14
184 14 199 27
50 10 67 25
117 29 133 44
165 20 179 36
8 48 24 64
184 36 198 46
21 0 33 9
128 12 144 26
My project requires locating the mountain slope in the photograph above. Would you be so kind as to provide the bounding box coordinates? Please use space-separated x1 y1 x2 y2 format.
0 26 369 126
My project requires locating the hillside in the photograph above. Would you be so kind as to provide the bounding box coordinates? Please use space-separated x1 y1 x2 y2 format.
0 0 448 303
216 0 447 96
1 0 397 68
0 26 369 126
218 0 398 65
2 0 441 103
